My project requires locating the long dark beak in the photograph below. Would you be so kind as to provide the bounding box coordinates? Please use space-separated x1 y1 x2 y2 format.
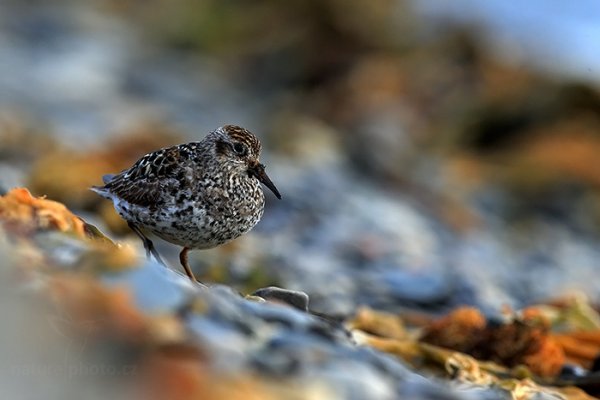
249 162 282 199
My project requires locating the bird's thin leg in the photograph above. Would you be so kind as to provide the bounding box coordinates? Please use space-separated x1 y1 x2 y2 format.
127 221 167 267
179 247 204 285
126 221 150 257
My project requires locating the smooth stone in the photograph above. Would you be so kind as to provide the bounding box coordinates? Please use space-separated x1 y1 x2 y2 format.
252 286 310 311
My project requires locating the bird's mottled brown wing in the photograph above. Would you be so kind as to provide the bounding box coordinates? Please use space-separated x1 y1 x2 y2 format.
102 146 191 208
103 175 164 208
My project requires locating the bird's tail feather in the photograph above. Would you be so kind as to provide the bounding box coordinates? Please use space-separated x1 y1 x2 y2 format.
102 174 115 184
90 185 110 199
90 174 116 199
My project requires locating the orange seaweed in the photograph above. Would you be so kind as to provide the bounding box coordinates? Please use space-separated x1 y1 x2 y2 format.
0 187 86 238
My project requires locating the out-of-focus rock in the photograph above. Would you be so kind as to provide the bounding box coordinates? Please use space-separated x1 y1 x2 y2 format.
0 187 139 274
252 286 310 311
0 187 87 238
48 275 148 342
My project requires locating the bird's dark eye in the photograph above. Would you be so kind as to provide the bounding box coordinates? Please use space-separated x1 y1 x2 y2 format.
232 142 247 156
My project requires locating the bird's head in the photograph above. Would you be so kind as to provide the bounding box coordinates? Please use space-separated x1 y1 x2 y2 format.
211 125 281 199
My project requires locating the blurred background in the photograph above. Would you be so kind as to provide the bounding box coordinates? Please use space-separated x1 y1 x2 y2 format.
2 0 600 313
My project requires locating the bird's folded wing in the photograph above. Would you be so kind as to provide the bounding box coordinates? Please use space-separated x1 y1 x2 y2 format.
103 147 186 208
106 177 167 208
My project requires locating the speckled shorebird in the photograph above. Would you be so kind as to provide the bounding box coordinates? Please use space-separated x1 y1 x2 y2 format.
91 125 281 283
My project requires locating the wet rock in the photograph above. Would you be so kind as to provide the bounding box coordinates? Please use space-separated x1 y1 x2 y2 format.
252 286 310 311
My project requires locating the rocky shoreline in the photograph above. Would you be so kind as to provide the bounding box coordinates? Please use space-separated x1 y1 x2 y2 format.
1 187 599 399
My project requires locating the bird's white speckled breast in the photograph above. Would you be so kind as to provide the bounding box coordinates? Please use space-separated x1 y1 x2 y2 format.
115 173 266 249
